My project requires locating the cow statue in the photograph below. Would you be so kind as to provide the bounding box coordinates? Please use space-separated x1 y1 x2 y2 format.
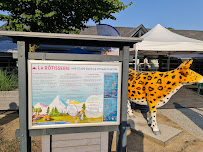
127 60 203 135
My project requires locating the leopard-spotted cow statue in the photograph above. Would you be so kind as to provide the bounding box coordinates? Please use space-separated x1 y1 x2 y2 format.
127 60 203 135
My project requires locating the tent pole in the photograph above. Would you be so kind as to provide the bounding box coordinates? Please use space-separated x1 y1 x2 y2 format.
167 53 170 71
134 47 138 71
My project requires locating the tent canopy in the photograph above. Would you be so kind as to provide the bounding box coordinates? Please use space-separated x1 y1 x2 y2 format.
135 24 203 55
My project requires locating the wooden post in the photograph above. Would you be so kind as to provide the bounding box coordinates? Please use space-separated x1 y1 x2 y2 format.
18 41 31 152
117 46 129 152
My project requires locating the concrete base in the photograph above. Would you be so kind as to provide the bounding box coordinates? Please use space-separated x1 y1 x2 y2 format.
128 116 183 146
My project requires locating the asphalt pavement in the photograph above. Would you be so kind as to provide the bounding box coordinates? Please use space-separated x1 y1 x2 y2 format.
158 108 203 140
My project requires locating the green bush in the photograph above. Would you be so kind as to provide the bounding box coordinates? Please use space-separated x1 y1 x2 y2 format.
0 70 18 91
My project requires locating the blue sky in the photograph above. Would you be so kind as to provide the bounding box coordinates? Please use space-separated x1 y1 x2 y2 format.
1 0 203 31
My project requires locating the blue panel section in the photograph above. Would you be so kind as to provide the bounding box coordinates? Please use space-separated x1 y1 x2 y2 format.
103 73 118 122
104 73 118 98
103 98 117 122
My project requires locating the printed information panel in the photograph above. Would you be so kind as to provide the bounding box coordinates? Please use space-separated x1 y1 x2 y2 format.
28 60 121 129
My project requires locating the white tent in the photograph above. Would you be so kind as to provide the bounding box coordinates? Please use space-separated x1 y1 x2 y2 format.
134 24 203 55
132 24 203 70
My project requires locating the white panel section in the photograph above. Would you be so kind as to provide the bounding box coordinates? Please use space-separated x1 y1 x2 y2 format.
42 135 50 152
43 132 109 152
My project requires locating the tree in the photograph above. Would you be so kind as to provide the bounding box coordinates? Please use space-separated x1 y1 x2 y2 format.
34 107 42 115
50 107 59 116
54 107 59 115
46 106 50 115
166 27 174 30
0 1 132 33
32 106 35 113
82 103 86 110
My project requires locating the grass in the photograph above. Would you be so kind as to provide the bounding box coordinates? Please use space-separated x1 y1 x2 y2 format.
35 115 103 124
0 70 18 91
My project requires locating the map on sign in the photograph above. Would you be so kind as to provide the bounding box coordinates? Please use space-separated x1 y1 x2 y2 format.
28 60 121 129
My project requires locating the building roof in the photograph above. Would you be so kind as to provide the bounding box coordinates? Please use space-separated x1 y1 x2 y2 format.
171 30 203 41
80 25 148 37
80 25 203 41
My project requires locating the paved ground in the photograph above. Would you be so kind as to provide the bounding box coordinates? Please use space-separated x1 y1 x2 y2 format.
161 86 203 109
158 108 203 140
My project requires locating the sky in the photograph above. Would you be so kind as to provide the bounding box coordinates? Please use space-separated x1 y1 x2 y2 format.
1 0 203 31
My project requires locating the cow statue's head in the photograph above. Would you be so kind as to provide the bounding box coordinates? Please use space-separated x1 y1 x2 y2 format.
176 60 203 85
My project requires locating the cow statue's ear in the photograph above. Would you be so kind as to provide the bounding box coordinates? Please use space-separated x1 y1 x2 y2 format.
178 59 193 71
184 59 193 69
178 59 190 68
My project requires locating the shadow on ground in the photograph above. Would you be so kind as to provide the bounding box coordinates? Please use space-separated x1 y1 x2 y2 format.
0 102 19 126
108 119 144 152
174 102 203 130
127 119 144 152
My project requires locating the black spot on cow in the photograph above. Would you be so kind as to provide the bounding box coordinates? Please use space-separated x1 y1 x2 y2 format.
172 75 176 79
148 87 154 91
150 101 153 103
138 91 141 95
145 82 148 85
128 90 130 93
138 80 143 84
142 87 146 91
153 99 156 101
132 85 135 87
168 87 172 90
143 77 146 79
128 83 130 86
167 81 171 84
142 97 145 99
132 91 135 93
180 76 182 79
158 86 163 90
154 76 158 79
147 76 152 80
136 76 141 80
157 79 162 84
164 75 169 78
131 94 134 96
136 87 141 90
150 94 154 96
158 96 161 98
159 74 163 77
146 93 147 96
163 95 166 97
152 106 155 109
172 83 176 86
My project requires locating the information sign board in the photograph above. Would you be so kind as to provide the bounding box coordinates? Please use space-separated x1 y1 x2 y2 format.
28 60 121 129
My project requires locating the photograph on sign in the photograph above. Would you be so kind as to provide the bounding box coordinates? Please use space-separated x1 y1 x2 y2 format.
28 60 121 129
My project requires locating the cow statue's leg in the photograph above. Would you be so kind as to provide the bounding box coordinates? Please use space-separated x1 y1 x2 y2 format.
147 111 152 126
149 105 161 135
127 100 135 118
